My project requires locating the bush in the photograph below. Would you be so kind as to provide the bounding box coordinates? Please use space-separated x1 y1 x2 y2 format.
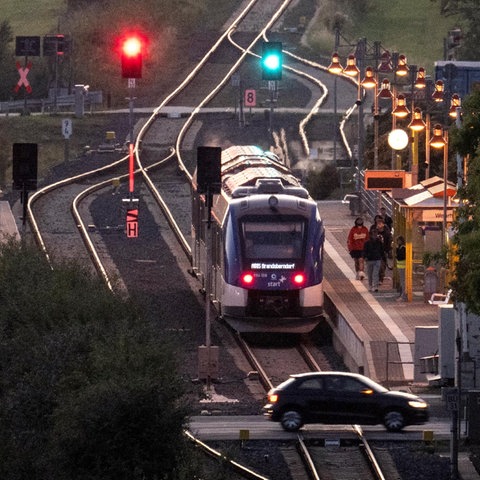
0 240 192 479
305 164 340 199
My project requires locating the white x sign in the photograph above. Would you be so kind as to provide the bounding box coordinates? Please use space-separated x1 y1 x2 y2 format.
14 61 32 94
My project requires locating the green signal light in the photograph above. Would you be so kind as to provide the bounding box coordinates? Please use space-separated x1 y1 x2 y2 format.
263 54 280 71
261 42 282 80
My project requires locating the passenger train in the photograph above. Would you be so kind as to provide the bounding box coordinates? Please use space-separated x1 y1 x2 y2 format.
191 145 325 333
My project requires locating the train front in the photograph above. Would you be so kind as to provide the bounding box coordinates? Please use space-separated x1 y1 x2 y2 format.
221 189 325 333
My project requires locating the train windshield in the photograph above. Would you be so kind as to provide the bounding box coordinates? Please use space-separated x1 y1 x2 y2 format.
241 215 305 260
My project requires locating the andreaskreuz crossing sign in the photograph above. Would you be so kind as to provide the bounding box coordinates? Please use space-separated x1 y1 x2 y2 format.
14 61 32 94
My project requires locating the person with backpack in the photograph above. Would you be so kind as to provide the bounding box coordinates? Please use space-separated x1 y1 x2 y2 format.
363 228 384 292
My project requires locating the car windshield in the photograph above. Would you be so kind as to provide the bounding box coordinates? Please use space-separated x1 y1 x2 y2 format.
275 377 297 390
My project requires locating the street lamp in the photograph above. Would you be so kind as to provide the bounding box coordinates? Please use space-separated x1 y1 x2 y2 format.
327 52 343 74
429 124 449 248
392 93 410 118
449 94 461 118
432 80 445 103
408 107 426 184
395 54 409 77
361 66 379 168
328 51 363 190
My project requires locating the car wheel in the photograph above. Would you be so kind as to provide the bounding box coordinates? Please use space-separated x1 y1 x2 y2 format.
384 410 405 432
280 410 303 432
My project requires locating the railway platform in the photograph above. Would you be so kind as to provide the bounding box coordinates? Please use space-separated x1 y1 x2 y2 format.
320 200 441 386
0 200 20 242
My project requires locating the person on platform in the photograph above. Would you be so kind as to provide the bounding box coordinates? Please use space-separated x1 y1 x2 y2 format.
395 235 407 302
347 217 369 280
370 217 392 284
380 207 393 232
363 228 384 292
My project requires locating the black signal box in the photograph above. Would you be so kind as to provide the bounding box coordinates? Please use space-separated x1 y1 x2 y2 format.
12 143 38 191
197 146 222 194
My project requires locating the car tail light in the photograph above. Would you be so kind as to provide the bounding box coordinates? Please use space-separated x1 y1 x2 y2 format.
293 272 306 285
241 272 254 285
268 393 279 403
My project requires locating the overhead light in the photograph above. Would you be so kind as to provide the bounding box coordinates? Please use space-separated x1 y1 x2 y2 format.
430 124 446 148
392 94 410 118
408 107 426 131
343 54 359 76
327 52 343 74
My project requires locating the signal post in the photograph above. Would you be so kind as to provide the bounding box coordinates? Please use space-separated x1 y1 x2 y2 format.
196 146 222 390
119 34 143 239
261 42 282 132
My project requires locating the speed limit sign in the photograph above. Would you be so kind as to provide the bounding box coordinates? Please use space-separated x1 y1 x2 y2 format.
244 89 256 107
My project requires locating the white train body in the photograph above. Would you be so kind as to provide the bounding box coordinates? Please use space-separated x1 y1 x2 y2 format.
192 146 324 333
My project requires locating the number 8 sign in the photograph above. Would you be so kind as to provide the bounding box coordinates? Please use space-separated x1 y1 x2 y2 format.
244 89 256 107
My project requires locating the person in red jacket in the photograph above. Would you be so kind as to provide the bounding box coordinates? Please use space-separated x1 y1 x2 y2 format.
347 217 369 280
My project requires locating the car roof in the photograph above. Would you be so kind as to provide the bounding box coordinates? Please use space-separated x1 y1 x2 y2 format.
290 371 363 379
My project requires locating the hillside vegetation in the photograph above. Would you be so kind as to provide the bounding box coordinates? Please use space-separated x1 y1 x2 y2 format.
0 0 464 192
306 0 462 73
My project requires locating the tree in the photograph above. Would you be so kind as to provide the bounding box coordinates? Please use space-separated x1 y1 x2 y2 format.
0 240 196 479
305 164 340 199
0 20 16 100
450 90 480 314
432 0 480 60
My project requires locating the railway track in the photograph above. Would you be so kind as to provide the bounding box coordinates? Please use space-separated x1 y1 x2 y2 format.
297 425 391 480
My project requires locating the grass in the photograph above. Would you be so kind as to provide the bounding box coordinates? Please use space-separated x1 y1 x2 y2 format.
307 0 462 74
0 0 464 191
1 0 66 34
356 0 461 73
0 114 121 188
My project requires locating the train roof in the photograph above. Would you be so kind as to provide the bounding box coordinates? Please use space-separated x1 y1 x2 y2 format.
221 146 303 197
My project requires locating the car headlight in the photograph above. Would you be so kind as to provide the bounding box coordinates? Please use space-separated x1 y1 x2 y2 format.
268 393 279 403
408 400 428 409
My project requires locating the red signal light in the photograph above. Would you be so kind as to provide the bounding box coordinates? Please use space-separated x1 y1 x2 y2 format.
293 273 306 285
121 35 142 78
123 37 141 57
241 272 254 285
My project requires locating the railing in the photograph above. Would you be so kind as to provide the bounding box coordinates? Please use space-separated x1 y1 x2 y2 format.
0 91 103 114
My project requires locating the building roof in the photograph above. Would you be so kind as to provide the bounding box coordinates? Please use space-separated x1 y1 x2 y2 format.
391 176 457 208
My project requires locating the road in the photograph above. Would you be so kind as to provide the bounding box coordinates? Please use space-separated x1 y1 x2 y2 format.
187 414 455 441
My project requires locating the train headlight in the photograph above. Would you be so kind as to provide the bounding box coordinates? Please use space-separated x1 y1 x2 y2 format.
241 272 255 285
293 273 306 285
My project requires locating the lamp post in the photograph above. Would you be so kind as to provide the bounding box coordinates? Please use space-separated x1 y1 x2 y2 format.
328 51 363 191
376 52 413 170
449 94 464 188
408 107 426 185
429 124 449 248
361 66 379 168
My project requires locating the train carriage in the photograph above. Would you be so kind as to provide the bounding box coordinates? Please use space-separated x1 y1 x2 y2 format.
192 145 324 333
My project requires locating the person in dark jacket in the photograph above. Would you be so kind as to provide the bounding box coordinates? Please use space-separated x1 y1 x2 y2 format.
370 217 392 283
380 207 393 232
395 235 407 301
363 228 384 292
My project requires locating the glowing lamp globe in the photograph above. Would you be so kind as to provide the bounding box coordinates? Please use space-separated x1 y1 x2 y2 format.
388 129 409 150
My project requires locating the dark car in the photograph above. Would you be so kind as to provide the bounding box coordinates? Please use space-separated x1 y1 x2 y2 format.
262 371 429 432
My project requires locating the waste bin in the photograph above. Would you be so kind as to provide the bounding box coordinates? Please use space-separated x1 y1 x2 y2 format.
424 266 439 302
349 194 361 216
